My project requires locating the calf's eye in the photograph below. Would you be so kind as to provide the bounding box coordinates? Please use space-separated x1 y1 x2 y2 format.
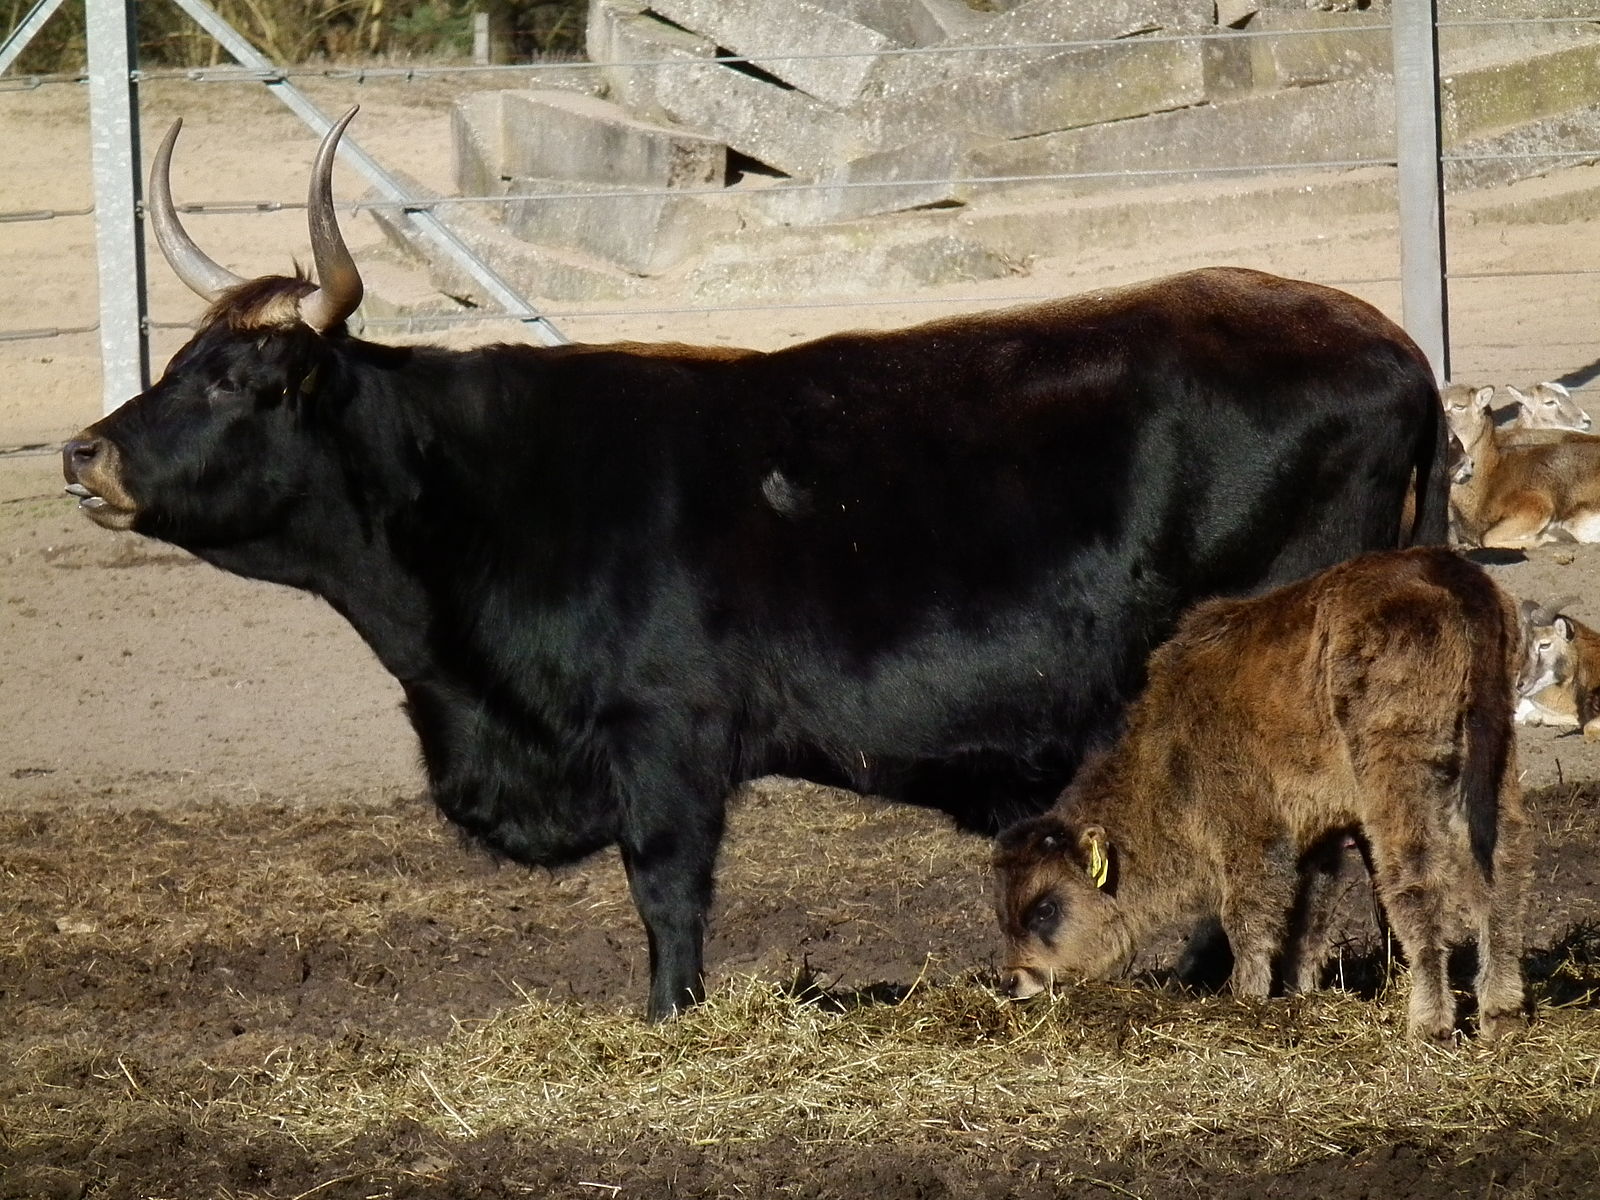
1026 897 1060 935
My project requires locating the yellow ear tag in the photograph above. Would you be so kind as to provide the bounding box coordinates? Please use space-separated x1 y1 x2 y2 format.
1088 842 1109 889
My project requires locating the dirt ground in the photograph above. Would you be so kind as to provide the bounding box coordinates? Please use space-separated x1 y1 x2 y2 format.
5 77 1600 1199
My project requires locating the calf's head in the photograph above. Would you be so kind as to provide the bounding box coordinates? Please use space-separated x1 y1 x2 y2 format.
63 109 364 549
992 815 1132 998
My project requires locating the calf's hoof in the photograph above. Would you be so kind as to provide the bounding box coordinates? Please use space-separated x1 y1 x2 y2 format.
1478 1007 1528 1045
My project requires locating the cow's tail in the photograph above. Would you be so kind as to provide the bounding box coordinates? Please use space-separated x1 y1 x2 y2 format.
1406 376 1451 547
1456 566 1516 881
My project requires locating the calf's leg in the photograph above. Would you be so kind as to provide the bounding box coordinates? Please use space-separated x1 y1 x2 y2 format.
1279 834 1354 994
1219 839 1300 997
1475 780 1533 1042
1364 832 1454 1042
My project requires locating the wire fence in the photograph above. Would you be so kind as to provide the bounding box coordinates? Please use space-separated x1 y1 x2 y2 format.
4 6 1600 398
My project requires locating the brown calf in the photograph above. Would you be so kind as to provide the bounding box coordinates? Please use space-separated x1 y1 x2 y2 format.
992 547 1531 1043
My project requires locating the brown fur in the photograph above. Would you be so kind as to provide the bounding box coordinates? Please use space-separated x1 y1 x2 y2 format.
1516 605 1600 738
992 547 1531 1043
206 274 318 332
1448 385 1600 548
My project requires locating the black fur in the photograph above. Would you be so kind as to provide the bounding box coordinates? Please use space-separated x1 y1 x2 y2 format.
72 266 1444 1018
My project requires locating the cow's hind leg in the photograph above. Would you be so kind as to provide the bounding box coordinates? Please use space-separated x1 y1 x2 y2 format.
1476 778 1533 1043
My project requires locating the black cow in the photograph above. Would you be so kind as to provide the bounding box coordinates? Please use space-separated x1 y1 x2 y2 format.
63 109 1449 1018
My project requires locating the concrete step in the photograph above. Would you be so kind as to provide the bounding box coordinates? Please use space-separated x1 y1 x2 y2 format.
967 27 1600 200
1452 157 1600 227
956 165 1400 266
672 212 1021 305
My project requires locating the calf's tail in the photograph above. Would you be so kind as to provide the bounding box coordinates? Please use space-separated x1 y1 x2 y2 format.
1458 576 1515 879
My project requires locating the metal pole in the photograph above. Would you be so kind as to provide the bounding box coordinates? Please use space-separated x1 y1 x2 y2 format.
86 0 150 413
1390 0 1449 383
0 0 68 77
165 0 567 346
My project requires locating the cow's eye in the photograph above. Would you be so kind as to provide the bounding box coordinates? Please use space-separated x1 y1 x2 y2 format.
1025 897 1060 936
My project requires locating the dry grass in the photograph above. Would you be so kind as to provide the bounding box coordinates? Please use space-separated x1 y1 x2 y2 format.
4 792 1600 1194
8 968 1600 1182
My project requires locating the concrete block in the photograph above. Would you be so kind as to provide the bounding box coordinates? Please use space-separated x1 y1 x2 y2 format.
502 176 741 275
681 214 1018 305
646 0 900 107
904 0 991 44
833 0 983 47
1453 159 1600 225
964 77 1392 198
451 91 508 200
587 2 719 122
1203 31 1255 100
946 0 1203 46
585 0 646 64
956 166 1400 267
1247 12 1392 89
1215 0 1257 28
369 194 639 304
1443 37 1600 144
1445 101 1600 192
501 89 726 189
650 59 875 178
754 137 972 226
873 37 1211 143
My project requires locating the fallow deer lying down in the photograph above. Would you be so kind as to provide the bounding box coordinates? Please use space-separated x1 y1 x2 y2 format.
1516 601 1600 737
1448 383 1600 548
1442 381 1591 446
992 547 1531 1043
1506 381 1591 435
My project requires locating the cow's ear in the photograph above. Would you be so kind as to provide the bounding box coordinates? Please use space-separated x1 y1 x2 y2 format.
1079 824 1114 891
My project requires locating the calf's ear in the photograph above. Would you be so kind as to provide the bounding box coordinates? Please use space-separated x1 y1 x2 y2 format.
1079 825 1113 890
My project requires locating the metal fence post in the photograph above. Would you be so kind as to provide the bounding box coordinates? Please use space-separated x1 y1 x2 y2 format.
85 0 150 413
1390 0 1449 384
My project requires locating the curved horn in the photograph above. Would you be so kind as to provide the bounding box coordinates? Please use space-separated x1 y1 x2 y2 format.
298 106 364 333
148 118 247 301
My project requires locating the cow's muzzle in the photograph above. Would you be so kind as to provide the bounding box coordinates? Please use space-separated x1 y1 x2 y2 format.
63 436 138 530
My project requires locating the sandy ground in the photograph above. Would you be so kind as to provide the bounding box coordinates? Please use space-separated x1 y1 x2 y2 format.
7 74 1600 802
6 73 1600 1200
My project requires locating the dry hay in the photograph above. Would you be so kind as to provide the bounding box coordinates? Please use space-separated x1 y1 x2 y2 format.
7 954 1600 1188
3 793 1600 1197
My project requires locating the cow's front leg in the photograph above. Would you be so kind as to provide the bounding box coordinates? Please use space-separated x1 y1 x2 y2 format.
621 797 727 1020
